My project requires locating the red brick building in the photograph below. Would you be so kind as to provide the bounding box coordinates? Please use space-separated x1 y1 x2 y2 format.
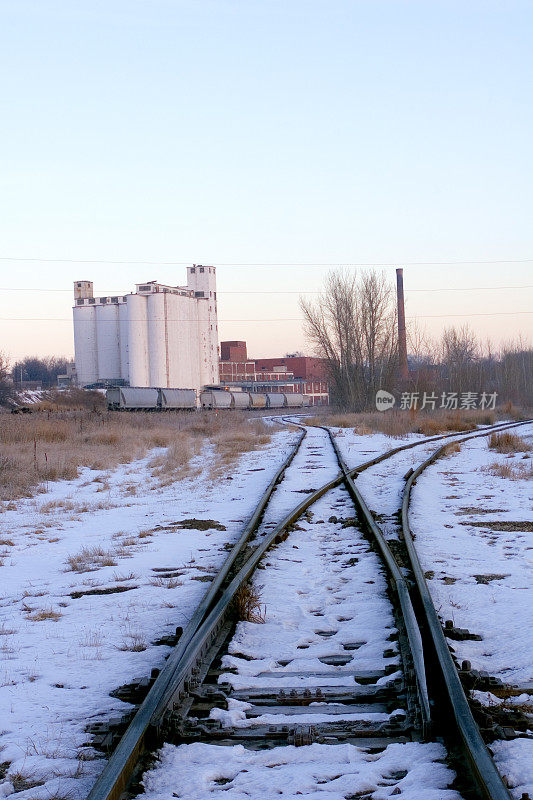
219 342 329 405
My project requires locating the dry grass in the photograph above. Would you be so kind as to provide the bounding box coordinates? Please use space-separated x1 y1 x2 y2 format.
232 582 266 623
117 632 147 652
210 420 271 478
149 436 203 485
65 546 117 572
485 460 533 480
8 771 45 793
440 441 462 457
26 607 63 622
149 575 182 589
0 408 273 501
307 409 498 438
488 432 531 453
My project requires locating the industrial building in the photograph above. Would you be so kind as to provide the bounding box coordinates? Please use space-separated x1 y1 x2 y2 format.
73 266 219 391
219 341 329 405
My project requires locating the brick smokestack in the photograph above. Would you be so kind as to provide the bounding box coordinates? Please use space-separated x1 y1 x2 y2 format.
396 268 409 381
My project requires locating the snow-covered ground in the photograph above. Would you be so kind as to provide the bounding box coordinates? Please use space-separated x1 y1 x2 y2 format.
408 423 533 800
2 417 530 800
329 421 533 799
216 483 399 704
140 426 462 800
332 427 448 543
142 740 461 800
0 426 298 800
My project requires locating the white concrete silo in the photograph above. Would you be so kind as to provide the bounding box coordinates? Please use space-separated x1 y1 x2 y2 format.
95 303 121 381
119 302 129 382
187 265 219 386
147 292 168 387
73 304 98 386
127 293 149 386
167 293 196 389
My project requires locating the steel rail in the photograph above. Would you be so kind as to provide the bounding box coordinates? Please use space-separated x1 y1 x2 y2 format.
401 419 533 800
86 426 306 800
321 425 431 734
86 416 532 800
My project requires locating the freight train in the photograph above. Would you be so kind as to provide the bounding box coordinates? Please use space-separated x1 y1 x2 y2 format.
106 387 310 411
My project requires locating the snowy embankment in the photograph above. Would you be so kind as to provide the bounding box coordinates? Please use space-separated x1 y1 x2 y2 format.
409 423 533 800
0 426 298 800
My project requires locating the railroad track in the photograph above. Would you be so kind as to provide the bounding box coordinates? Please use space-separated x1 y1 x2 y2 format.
86 416 533 800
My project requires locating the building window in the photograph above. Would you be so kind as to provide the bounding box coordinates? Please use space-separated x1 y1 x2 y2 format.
111 296 118 303
199 266 204 273
89 298 95 304
76 298 84 305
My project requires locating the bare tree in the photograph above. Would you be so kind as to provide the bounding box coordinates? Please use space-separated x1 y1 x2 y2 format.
0 352 14 407
498 337 533 406
300 269 397 410
441 325 479 394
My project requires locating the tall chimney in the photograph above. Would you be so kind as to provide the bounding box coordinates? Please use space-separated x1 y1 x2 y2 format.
396 268 409 382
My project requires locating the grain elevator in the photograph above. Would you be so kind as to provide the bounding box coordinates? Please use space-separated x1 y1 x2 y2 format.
73 266 219 392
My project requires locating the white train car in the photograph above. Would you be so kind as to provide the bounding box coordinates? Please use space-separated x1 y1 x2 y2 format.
160 388 196 410
232 391 252 409
200 390 233 409
266 393 286 408
285 393 306 408
107 387 311 411
108 387 160 410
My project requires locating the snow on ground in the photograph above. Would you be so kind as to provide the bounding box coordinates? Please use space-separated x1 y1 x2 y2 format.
409 424 533 684
142 740 461 800
332 427 446 542
408 422 533 799
141 427 460 799
0 426 298 800
218 484 400 700
490 739 533 800
331 420 533 798
251 423 341 535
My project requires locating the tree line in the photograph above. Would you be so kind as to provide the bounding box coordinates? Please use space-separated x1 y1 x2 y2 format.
10 356 70 388
300 269 532 410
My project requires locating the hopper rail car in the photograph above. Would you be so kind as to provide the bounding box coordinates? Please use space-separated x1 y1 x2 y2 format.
106 387 311 411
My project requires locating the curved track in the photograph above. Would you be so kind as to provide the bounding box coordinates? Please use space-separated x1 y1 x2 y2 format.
86 416 532 800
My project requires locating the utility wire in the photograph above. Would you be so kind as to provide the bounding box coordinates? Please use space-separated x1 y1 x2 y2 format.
0 285 532 294
1 311 532 322
1 257 533 266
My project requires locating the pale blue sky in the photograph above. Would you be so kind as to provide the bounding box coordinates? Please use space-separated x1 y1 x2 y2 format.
0 0 531 360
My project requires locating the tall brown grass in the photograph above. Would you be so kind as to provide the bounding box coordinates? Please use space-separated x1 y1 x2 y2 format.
0 409 272 502
307 408 497 438
488 432 531 453
485 461 533 480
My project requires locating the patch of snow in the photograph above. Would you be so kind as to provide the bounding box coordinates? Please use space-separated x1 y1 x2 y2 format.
142 740 462 800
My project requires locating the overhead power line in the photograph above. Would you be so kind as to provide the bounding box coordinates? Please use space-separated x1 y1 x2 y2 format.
0 257 533 266
0 311 532 322
0 285 532 294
